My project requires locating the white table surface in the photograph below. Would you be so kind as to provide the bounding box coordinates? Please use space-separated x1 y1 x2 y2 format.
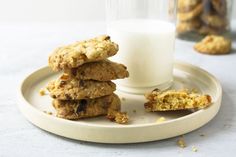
0 21 235 157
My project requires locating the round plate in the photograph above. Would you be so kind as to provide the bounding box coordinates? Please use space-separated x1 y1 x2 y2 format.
17 61 222 143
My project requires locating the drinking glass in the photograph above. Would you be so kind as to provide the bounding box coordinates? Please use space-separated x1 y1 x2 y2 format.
106 0 177 94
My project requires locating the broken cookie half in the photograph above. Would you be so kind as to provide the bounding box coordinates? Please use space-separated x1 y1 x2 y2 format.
144 89 212 112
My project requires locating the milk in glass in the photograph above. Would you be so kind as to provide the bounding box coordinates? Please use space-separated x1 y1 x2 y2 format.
108 19 175 93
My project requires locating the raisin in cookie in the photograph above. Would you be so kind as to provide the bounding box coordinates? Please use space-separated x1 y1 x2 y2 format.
177 3 203 21
47 77 116 100
66 60 129 81
48 35 119 71
144 89 212 111
53 93 128 124
194 35 231 54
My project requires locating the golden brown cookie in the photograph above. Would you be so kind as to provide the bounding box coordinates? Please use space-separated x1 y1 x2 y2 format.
48 35 118 71
177 3 203 21
66 60 129 81
177 19 201 34
201 14 227 28
211 0 227 16
144 89 212 111
47 77 116 100
197 25 220 35
194 35 231 54
178 0 201 12
53 93 128 124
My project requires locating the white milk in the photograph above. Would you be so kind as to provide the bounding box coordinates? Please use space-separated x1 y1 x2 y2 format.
107 19 175 93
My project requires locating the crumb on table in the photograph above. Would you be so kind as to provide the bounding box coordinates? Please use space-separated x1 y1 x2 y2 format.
192 146 198 152
200 134 205 137
114 112 129 124
177 136 186 148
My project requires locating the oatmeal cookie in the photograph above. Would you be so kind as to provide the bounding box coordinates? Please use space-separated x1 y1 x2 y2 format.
53 93 128 124
178 0 201 12
201 14 227 28
194 35 231 54
144 89 212 111
177 19 201 33
197 25 220 35
177 3 203 21
48 35 119 71
211 0 227 16
66 60 129 81
47 77 116 100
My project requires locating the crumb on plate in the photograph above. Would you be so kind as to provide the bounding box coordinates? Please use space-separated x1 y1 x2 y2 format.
156 117 166 123
121 97 126 101
43 111 53 115
39 88 46 96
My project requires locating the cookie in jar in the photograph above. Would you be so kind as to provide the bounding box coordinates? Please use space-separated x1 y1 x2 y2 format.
176 0 233 40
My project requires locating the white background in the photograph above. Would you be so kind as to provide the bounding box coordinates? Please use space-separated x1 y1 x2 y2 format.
0 0 106 22
0 0 235 22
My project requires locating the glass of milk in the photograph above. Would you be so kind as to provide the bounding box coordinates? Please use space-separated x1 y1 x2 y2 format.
106 0 177 94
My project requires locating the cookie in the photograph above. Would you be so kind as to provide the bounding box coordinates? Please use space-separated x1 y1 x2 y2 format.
144 89 212 111
211 0 227 16
201 14 227 28
178 0 201 12
177 3 203 21
48 35 119 71
197 25 220 35
66 60 129 81
177 19 201 34
53 93 128 124
194 35 231 54
47 77 116 100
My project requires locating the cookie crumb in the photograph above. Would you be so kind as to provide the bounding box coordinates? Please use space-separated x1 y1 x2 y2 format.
177 136 186 148
43 111 52 115
156 117 166 123
192 146 198 152
115 112 129 124
39 88 46 96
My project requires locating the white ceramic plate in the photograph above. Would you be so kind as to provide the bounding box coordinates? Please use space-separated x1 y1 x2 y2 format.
17 61 222 143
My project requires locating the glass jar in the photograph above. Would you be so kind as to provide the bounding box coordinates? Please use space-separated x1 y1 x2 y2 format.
106 0 177 94
176 0 233 41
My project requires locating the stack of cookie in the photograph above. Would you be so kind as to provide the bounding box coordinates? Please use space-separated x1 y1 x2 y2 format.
177 0 229 35
47 35 129 124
